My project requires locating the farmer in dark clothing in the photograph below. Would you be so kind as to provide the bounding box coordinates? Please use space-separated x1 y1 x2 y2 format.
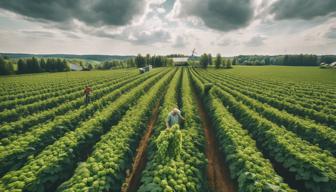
84 86 92 104
166 108 185 129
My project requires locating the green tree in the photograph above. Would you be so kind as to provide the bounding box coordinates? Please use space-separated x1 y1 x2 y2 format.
87 63 93 70
62 59 70 71
40 58 46 72
34 57 40 72
208 54 213 66
222 59 227 68
55 58 62 71
17 59 27 74
135 54 145 68
0 57 14 75
146 54 150 66
227 59 232 68
232 58 237 65
215 54 222 68
46 58 53 72
126 58 135 68
200 53 209 68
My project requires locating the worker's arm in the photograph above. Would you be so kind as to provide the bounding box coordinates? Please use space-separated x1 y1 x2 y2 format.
178 112 185 122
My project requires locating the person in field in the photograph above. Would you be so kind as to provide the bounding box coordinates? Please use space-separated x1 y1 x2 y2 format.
84 85 92 105
166 108 185 129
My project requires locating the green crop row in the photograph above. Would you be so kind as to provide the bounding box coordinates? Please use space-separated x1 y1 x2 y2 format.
0 70 136 102
56 69 176 192
189 69 295 192
207 70 336 114
0 69 169 192
0 73 128 111
138 69 182 192
0 74 143 140
0 70 164 176
0 73 131 124
214 81 336 155
225 80 336 128
202 70 336 127
196 69 336 154
209 69 336 109
211 87 336 192
138 69 207 192
0 70 148 144
222 69 336 98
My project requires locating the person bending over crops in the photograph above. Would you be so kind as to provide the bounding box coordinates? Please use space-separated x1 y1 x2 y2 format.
166 108 185 129
84 85 92 105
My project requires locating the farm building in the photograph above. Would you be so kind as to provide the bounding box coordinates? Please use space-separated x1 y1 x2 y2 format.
172 57 189 66
69 63 83 71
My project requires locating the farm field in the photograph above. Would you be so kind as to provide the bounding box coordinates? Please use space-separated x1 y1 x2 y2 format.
227 66 336 83
0 67 335 192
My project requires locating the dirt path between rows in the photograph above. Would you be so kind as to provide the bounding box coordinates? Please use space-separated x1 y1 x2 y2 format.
193 92 236 192
120 101 161 192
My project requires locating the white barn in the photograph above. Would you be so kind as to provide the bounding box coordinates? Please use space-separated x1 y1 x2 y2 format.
69 63 83 71
172 57 189 66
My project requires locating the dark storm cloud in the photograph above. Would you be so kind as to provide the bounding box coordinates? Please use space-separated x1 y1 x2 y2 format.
271 0 336 20
181 0 254 31
0 0 145 26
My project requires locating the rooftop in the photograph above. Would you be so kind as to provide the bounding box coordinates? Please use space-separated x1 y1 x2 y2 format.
172 57 189 62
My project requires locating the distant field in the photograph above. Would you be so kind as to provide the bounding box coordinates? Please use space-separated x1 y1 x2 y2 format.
228 65 336 83
0 67 335 192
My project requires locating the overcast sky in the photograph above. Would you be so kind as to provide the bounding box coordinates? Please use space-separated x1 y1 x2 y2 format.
0 0 335 56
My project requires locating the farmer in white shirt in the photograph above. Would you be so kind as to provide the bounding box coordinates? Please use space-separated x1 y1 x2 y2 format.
166 108 185 129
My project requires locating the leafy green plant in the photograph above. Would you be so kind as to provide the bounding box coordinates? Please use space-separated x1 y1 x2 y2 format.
138 69 207 192
155 124 183 162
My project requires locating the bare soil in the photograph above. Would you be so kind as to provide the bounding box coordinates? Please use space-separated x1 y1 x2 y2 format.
120 101 161 192
193 92 236 192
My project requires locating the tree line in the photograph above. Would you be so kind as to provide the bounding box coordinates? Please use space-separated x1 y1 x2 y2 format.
0 56 14 75
234 54 333 66
0 56 70 75
97 54 173 70
17 57 70 74
134 54 173 68
198 54 336 67
97 60 135 70
281 55 317 66
198 53 234 69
